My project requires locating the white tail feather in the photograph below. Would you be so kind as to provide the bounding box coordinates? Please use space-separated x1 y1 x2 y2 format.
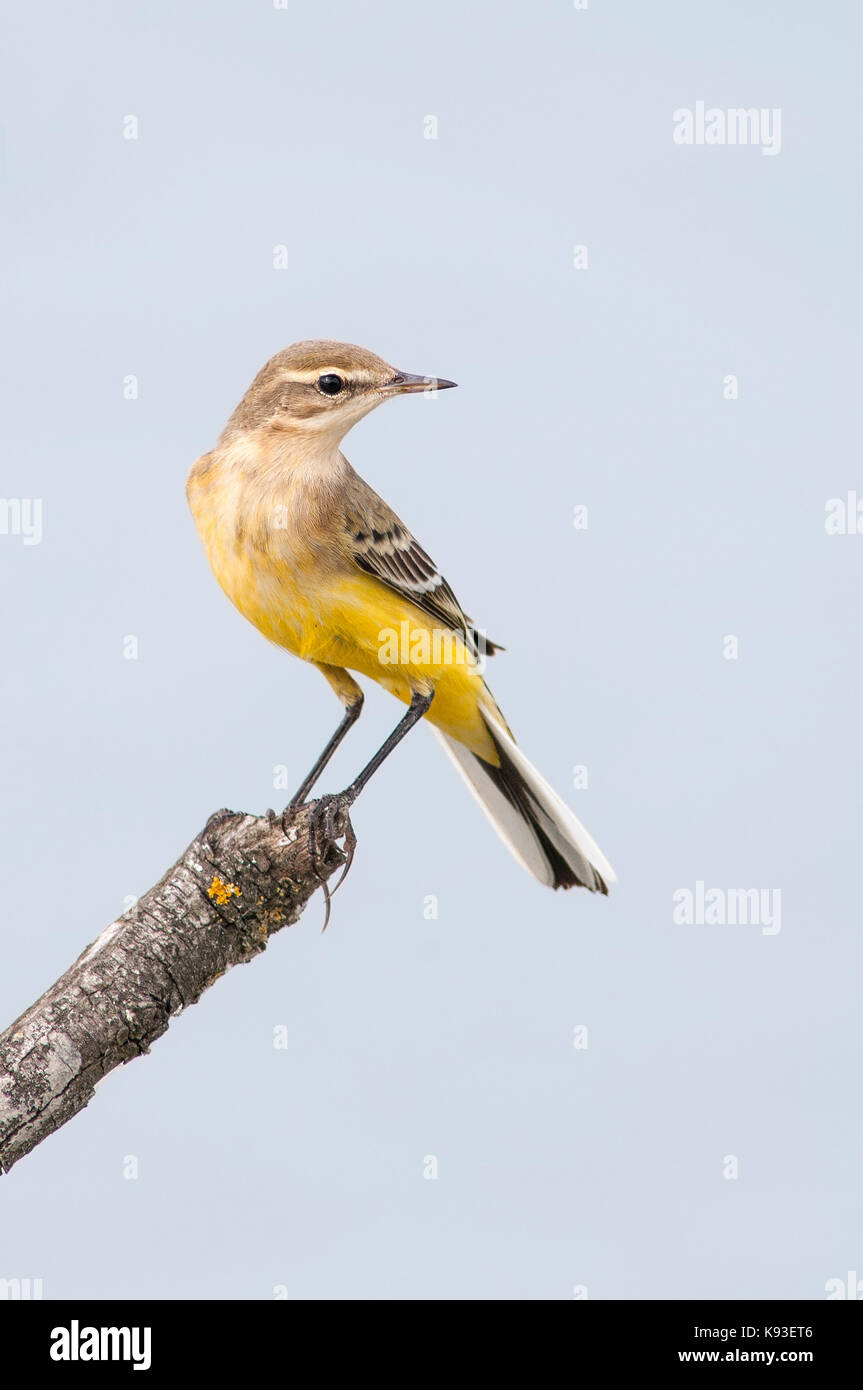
432 727 556 886
432 713 616 893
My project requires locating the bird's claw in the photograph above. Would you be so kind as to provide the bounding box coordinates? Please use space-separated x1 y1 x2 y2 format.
304 793 358 930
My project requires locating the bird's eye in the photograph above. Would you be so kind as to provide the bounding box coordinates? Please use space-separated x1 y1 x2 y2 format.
317 373 345 396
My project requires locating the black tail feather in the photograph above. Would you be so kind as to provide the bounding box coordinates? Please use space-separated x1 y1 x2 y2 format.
480 723 608 894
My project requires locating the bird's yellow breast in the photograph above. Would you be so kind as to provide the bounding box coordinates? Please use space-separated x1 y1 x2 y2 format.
186 447 499 761
187 448 317 656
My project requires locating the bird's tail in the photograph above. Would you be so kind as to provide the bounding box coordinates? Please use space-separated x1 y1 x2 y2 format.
432 709 616 893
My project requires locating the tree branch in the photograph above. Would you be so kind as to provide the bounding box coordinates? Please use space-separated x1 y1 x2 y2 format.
0 802 351 1175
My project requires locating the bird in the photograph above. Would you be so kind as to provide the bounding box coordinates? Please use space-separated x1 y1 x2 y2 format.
187 340 615 893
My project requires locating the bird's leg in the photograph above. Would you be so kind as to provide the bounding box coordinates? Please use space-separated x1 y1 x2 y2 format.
288 665 366 807
306 688 435 894
344 687 434 802
288 696 364 807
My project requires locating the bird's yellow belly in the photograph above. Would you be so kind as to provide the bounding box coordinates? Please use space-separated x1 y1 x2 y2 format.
192 522 496 761
305 576 498 760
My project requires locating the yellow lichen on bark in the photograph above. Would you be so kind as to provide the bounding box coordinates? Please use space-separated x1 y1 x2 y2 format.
208 876 241 906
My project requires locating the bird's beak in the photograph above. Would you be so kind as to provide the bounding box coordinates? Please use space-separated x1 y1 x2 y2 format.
386 370 457 395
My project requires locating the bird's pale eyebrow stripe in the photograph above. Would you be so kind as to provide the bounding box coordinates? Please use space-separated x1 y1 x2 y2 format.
283 368 378 386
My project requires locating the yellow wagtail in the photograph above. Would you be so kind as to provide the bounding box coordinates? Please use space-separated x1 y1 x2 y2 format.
187 341 615 893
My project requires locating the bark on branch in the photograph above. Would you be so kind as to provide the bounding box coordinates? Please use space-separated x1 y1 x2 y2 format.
0 802 352 1175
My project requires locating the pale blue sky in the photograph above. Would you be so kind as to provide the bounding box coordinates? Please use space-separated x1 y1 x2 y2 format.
1 0 861 1298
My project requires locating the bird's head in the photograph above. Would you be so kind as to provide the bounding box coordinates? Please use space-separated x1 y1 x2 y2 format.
222 340 456 444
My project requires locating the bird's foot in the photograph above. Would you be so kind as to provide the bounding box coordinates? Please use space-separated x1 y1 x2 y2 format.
299 792 358 930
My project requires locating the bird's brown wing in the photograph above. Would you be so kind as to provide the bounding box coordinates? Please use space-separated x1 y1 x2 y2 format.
342 476 500 659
